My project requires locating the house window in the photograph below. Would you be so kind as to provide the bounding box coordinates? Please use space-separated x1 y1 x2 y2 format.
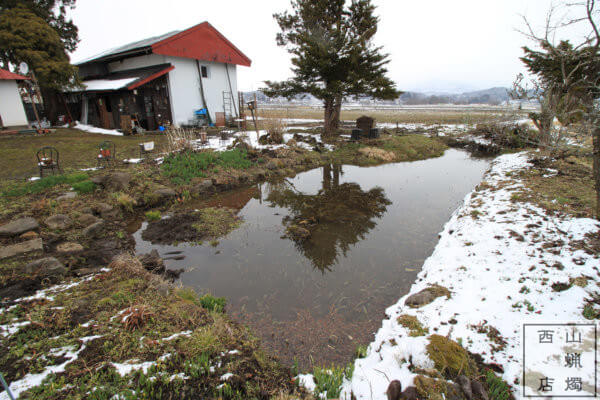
201 66 209 78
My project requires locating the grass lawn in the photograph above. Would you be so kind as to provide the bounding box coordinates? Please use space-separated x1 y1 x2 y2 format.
0 128 169 180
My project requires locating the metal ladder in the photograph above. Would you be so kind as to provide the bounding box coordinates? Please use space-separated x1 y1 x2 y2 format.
222 91 234 125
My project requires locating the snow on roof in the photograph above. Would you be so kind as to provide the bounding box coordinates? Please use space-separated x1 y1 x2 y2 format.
79 78 138 91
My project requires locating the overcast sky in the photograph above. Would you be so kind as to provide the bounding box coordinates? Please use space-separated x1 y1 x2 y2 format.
68 0 593 93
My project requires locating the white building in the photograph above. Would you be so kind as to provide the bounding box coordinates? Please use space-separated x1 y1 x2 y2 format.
69 22 251 131
0 69 29 129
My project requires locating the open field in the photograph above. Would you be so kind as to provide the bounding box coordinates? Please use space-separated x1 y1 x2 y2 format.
255 105 530 125
0 129 168 180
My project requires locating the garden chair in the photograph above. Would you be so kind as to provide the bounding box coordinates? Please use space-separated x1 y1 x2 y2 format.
97 140 116 168
37 146 61 178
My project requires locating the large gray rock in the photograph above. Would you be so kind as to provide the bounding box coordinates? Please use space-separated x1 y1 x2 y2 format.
404 285 451 308
24 257 66 277
83 221 104 237
0 217 39 237
45 214 72 230
0 238 43 259
471 380 489 400
92 203 117 219
92 172 131 191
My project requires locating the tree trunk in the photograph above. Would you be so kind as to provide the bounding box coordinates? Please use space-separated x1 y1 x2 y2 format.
593 122 600 220
40 87 63 125
323 96 342 137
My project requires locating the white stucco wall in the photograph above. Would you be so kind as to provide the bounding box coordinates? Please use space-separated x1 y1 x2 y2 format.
103 53 240 126
165 56 239 125
0 80 28 127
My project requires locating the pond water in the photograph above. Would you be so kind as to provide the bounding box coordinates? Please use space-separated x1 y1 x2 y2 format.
133 149 491 369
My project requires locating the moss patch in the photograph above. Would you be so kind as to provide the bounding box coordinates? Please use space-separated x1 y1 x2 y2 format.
397 314 429 337
414 375 460 400
426 334 477 379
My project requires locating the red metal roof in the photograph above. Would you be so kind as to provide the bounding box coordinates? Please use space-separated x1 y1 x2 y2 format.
0 68 29 80
151 22 251 67
127 65 175 90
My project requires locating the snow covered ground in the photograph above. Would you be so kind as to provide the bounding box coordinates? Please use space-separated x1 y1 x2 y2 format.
74 122 123 136
339 152 599 400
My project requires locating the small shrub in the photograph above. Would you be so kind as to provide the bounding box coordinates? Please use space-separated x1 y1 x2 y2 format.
199 293 226 313
397 314 429 337
115 193 136 212
145 211 162 221
72 180 96 194
355 344 368 359
426 334 477 378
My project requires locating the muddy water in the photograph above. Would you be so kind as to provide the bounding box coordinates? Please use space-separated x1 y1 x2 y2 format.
133 149 491 369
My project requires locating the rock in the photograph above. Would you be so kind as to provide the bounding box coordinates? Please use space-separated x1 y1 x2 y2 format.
456 376 473 400
153 188 177 199
471 380 488 400
138 249 166 273
92 172 131 191
0 238 43 259
400 387 418 400
24 257 66 277
0 217 39 237
56 191 77 202
405 285 451 308
20 231 39 240
56 242 84 254
80 239 121 266
45 214 72 230
93 203 113 215
286 138 298 147
81 207 93 214
386 380 402 400
254 169 267 180
83 221 104 237
78 213 100 227
192 179 214 195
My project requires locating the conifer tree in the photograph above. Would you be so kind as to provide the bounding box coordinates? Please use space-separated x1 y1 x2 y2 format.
263 0 401 136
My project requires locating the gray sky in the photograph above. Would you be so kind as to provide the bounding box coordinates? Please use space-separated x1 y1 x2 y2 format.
69 0 593 93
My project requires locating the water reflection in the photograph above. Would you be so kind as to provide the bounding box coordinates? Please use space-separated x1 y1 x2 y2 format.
133 149 492 368
266 165 391 271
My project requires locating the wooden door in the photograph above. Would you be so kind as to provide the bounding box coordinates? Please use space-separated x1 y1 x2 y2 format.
97 97 113 129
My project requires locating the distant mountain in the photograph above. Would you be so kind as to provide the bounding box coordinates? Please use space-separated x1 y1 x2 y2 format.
244 87 513 106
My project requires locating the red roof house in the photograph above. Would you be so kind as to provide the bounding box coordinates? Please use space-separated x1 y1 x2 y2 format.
69 22 252 131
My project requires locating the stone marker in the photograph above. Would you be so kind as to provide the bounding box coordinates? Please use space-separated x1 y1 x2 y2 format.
0 217 39 237
24 257 66 277
0 238 43 259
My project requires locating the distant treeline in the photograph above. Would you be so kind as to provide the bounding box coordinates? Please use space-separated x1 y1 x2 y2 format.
243 87 512 106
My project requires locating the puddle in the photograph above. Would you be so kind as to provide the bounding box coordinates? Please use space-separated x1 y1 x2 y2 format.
133 149 491 369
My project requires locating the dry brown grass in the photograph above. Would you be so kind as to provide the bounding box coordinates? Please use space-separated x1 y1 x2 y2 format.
358 146 396 162
165 127 197 153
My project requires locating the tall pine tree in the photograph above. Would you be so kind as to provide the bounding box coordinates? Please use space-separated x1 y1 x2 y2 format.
263 0 400 136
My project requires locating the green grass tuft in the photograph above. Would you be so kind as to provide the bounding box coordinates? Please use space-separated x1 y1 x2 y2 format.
2 172 89 197
72 180 96 194
161 149 253 185
486 370 511 400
